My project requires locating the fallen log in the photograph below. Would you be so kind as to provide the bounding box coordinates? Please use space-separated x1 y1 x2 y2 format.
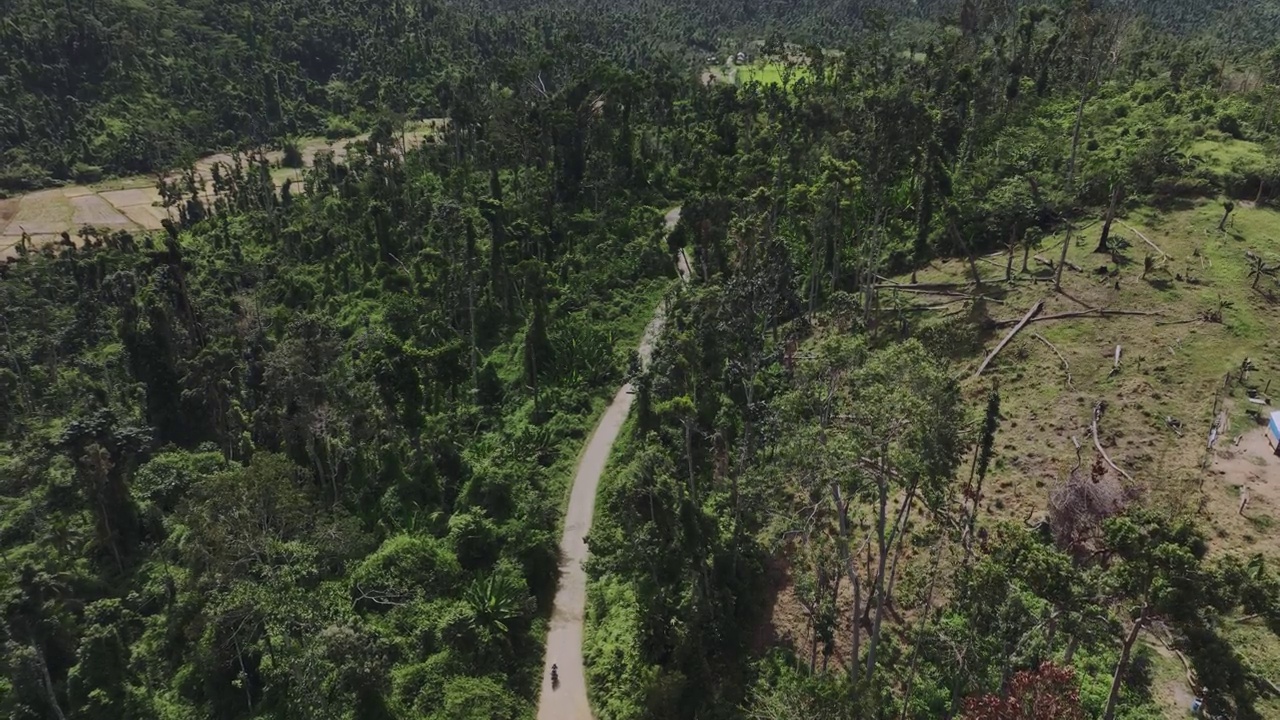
1092 401 1134 483
1032 332 1074 389
875 287 982 298
1118 221 1170 260
993 308 1163 328
975 300 1044 377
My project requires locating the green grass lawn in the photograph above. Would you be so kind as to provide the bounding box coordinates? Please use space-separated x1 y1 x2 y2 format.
736 61 809 87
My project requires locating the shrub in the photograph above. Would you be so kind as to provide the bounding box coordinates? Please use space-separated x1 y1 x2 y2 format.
72 162 104 183
280 137 304 168
324 116 360 140
1217 113 1243 139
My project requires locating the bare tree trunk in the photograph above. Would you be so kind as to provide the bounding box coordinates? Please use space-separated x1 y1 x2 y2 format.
1067 89 1087 186
809 226 821 315
1096 182 1122 253
831 482 862 684
1063 631 1080 665
1054 223 1074 290
949 222 983 287
1005 228 1016 281
32 642 68 720
1103 608 1148 720
882 491 916 612
235 638 254 713
683 419 697 504
865 455 909 679
1056 83 1090 291
1219 203 1235 231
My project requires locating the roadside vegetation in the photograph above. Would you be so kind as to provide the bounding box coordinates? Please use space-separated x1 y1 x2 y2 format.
5 0 1280 719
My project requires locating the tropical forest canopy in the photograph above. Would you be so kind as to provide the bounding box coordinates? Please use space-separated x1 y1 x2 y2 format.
5 0 1280 719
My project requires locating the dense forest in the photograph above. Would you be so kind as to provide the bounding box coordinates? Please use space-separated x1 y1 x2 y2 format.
5 0 1280 719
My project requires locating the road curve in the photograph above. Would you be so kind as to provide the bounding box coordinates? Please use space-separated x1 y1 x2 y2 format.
536 207 685 720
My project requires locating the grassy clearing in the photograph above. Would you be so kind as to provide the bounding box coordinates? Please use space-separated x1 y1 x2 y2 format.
1189 136 1271 174
893 181 1280 718
737 61 810 87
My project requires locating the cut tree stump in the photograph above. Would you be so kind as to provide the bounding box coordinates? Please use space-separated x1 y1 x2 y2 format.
975 300 1044 378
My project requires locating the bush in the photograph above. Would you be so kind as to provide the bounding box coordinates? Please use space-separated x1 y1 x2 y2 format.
72 163 104 183
0 162 55 192
324 116 360 140
1216 113 1244 139
349 534 462 610
280 137 304 168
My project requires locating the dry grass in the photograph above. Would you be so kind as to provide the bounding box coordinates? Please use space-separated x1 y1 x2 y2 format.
885 194 1280 717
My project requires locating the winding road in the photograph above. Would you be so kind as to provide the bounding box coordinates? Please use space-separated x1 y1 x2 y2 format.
536 207 687 720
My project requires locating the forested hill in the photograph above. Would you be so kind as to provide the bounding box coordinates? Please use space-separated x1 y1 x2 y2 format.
5 0 1279 194
0 0 685 192
6 0 1280 718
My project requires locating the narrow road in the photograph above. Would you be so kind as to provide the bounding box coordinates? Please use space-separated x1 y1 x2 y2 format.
536 207 686 720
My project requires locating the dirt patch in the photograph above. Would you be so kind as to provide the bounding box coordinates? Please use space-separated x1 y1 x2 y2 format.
116 204 168 230
1205 424 1280 550
99 188 159 209
71 195 132 227
0 198 17 233
101 189 168 230
1 121 445 253
1 189 74 236
1 234 60 260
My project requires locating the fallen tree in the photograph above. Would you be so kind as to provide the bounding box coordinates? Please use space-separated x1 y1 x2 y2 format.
975 300 1044 377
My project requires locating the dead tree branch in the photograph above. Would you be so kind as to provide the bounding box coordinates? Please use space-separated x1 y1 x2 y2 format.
1033 332 1074 389
1119 221 1170 260
993 308 1162 328
1092 401 1134 483
975 300 1044 377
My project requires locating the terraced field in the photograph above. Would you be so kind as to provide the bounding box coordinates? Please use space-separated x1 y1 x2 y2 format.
1 122 442 258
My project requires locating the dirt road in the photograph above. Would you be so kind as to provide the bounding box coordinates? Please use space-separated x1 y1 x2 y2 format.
536 207 685 720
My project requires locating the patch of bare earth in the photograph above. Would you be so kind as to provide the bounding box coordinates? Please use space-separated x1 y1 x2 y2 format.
0 198 17 233
1206 424 1280 549
70 194 132 227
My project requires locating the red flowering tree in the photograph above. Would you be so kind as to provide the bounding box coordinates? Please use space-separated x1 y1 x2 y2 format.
960 662 1085 720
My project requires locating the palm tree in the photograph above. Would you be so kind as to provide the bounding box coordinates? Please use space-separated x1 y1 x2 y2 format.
1247 252 1279 290
464 573 525 635
1218 200 1236 231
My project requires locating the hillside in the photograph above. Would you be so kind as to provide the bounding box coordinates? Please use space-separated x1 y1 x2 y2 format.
8 0 1280 719
900 192 1280 717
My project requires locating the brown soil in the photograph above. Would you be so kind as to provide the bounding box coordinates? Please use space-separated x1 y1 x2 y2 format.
1205 424 1280 549
0 198 20 232
70 194 132 227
